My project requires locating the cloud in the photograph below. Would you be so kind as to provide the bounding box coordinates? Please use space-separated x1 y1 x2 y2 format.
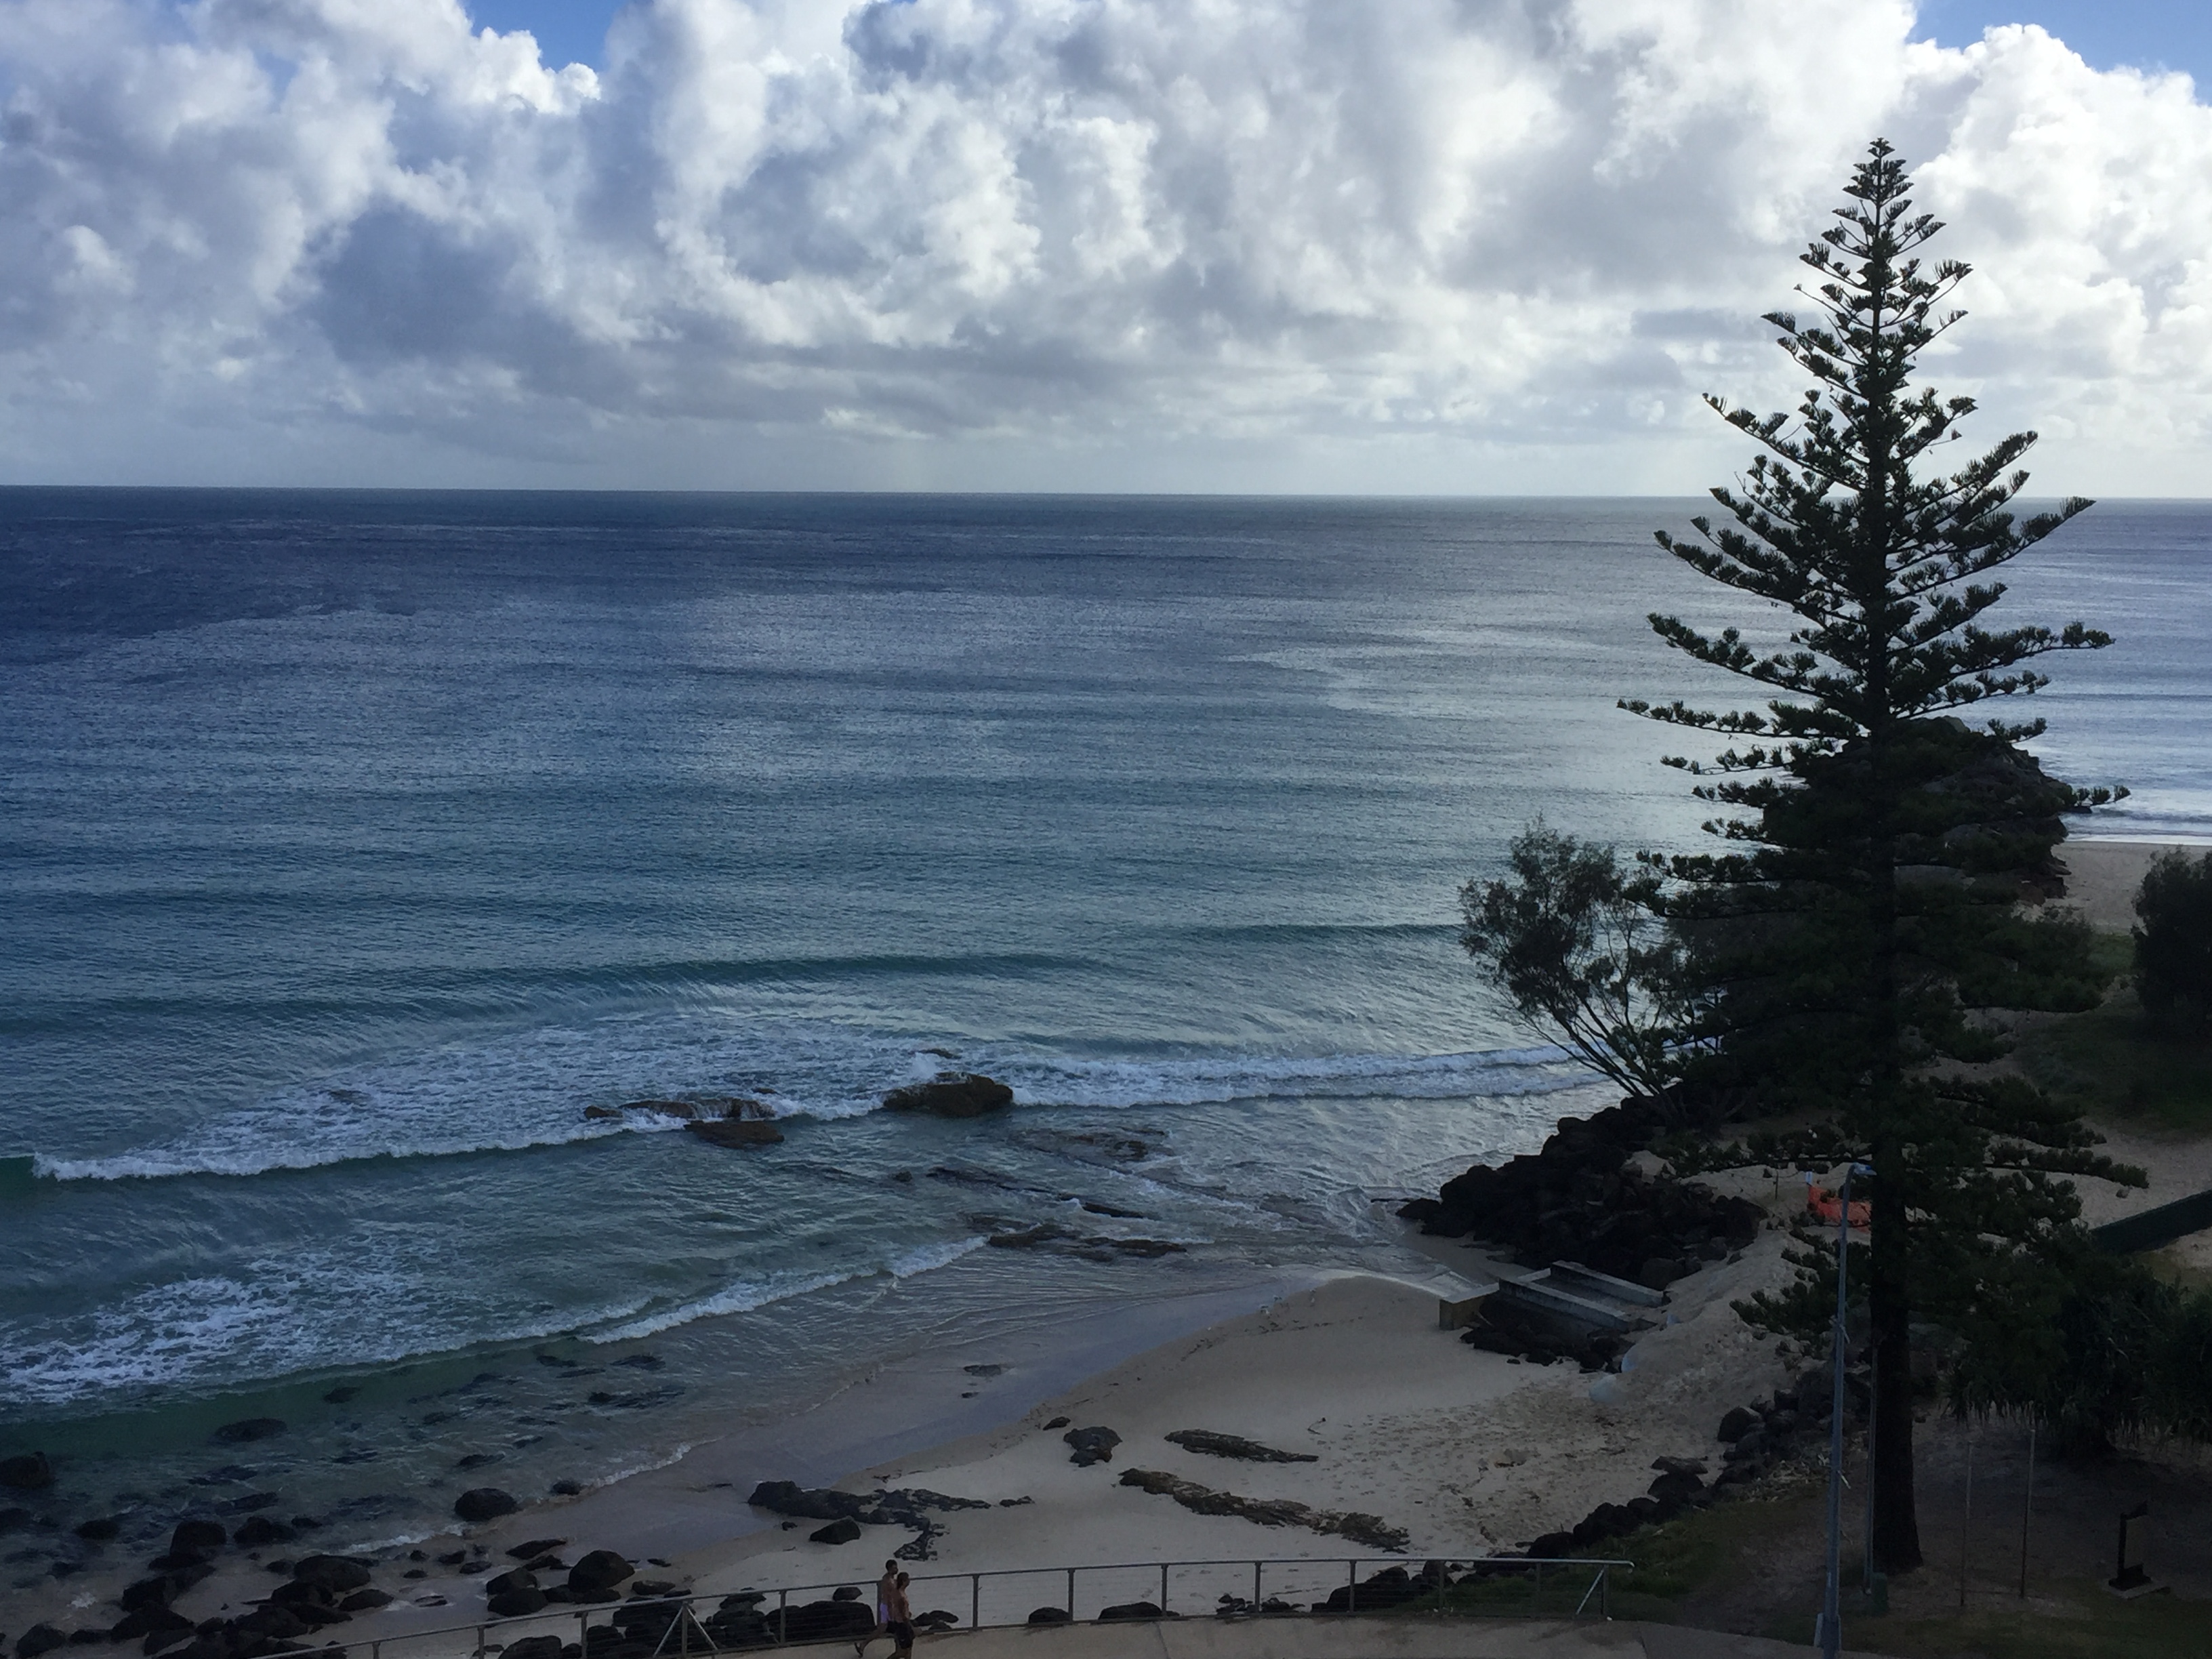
0 0 2205 490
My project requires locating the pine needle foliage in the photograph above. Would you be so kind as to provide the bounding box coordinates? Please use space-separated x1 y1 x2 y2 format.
1629 140 2137 1573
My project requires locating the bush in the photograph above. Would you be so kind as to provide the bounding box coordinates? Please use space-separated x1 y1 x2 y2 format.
2133 848 2212 1038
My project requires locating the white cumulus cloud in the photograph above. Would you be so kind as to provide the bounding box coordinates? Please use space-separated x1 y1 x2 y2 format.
0 0 2205 490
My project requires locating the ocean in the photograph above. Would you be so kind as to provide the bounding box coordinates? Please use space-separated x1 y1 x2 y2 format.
1 490 2203 1574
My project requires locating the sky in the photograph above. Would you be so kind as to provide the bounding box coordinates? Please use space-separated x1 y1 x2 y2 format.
0 0 2207 494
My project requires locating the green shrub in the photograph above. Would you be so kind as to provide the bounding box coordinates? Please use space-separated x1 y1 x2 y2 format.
2133 848 2212 1038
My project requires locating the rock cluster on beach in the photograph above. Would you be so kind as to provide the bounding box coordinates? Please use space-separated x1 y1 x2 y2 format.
745 1481 991 1560
1398 1098 1763 1286
882 1073 1014 1118
1115 1469 1409 1553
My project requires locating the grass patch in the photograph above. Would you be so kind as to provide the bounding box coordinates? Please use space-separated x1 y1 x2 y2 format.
1582 1487 1821 1621
1832 1579 2212 1659
2013 977 2212 1136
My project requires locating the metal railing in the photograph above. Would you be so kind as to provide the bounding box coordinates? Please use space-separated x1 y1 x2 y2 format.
321 1553 1634 1659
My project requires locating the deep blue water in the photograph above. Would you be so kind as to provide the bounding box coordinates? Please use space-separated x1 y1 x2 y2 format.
1 490 2202 1565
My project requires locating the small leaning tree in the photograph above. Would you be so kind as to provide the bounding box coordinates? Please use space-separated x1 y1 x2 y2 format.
1625 140 2136 1572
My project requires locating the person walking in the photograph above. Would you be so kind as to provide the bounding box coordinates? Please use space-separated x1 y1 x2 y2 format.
886 1571 916 1659
857 1559 900 1656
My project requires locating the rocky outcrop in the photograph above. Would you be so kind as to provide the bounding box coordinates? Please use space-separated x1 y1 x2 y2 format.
1399 1100 1763 1284
0 1453 56 1491
1164 1431 1315 1464
568 1550 634 1597
883 1073 1013 1118
1062 1427 1120 1467
806 1519 859 1545
1116 1469 1408 1553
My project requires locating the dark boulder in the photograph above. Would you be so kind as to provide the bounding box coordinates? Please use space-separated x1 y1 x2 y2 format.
1716 1406 1759 1443
337 1589 390 1614
169 1520 226 1558
291 1557 371 1593
1025 1608 1071 1626
1312 1567 1424 1614
485 1569 538 1599
620 1101 697 1120
232 1517 290 1549
1 1506 34 1533
120 1574 202 1612
454 1488 518 1524
110 1610 192 1645
882 1073 1014 1119
1097 1602 1166 1623
487 1586 548 1618
210 1420 286 1446
807 1518 861 1545
568 1551 633 1596
744 1482 862 1522
506 1538 568 1560
1063 1427 1120 1467
684 1119 783 1149
236 1608 309 1643
18 1625 66 1658
1526 1532 1577 1560
74 1516 121 1543
0 1454 56 1492
140 1631 192 1658
780 1601 873 1643
502 1639 563 1659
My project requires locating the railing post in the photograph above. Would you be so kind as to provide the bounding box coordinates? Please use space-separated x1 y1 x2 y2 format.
1346 1558 1356 1614
579 1610 588 1656
1533 1563 1542 1617
1160 1563 1168 1615
970 1573 979 1633
1066 1567 1075 1622
1252 1560 1261 1616
777 1588 787 1647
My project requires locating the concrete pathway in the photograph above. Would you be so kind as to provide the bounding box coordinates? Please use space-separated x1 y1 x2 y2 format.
914 1617 1886 1659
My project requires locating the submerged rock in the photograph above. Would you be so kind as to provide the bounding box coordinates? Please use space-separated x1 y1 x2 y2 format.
0 1453 56 1492
685 1118 783 1149
210 1418 287 1446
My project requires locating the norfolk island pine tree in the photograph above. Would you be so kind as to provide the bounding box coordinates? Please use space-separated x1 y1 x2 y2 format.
1622 140 2137 1573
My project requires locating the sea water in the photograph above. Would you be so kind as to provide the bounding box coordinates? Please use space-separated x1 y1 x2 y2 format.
0 491 2203 1568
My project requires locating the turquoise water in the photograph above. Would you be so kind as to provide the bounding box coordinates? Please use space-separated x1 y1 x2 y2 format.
1 491 2201 1565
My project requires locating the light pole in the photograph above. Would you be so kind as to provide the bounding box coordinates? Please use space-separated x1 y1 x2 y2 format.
1815 1164 1868 1659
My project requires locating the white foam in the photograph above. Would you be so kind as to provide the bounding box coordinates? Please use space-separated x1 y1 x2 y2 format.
30 1006 1584 1185
888 1235 988 1279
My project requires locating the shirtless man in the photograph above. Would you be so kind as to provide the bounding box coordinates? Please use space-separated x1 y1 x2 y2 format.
858 1560 900 1657
886 1571 916 1659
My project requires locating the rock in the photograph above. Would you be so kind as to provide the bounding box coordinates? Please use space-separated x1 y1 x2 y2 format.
745 1482 861 1521
882 1073 1014 1119
487 1587 547 1618
455 1453 501 1471
582 1106 623 1120
1097 1603 1166 1623
141 1630 192 1658
485 1569 538 1599
1164 1431 1316 1464
74 1516 121 1542
232 1516 291 1549
291 1556 372 1593
829 1587 861 1603
169 1520 226 1558
453 1488 518 1523
619 1101 696 1119
18 1626 66 1658
1041 1416 1070 1430
210 1420 286 1446
1716 1406 1759 1443
1723 1429 1769 1462
1526 1531 1577 1560
1117 1469 1410 1553
0 1506 34 1532
807 1519 861 1545
1026 1608 1071 1626
109 1610 190 1645
684 1119 783 1149
550 1480 583 1496
506 1538 568 1560
503 1639 563 1659
0 1454 56 1492
1063 1427 1120 1467
778 1601 874 1642
914 1610 959 1632
335 1590 390 1614
1650 1456 1708 1477
119 1572 201 1612
705 1099 774 1120
1637 1258 1687 1291
237 1607 310 1642
567 1551 633 1596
